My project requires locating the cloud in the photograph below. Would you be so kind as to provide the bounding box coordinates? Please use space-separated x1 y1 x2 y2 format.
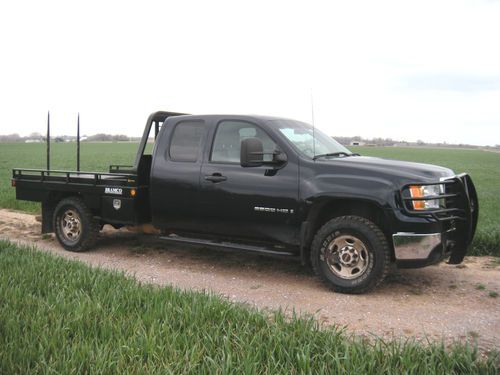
401 74 500 93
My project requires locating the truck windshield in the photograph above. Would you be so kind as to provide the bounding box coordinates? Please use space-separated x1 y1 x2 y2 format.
269 119 353 159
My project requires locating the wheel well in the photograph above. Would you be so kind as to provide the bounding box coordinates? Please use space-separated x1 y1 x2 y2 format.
47 191 79 204
304 199 394 259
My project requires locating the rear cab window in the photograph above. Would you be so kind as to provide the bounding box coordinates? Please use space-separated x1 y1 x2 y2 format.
168 120 206 162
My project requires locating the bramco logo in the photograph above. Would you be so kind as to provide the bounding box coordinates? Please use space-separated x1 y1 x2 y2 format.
105 187 123 195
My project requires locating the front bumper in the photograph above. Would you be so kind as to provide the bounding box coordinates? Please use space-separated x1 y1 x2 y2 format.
393 232 444 268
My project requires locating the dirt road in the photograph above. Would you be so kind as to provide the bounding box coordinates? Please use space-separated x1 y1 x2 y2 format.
1 209 498 352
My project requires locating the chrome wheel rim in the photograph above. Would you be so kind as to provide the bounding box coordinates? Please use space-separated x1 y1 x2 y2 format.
323 235 370 279
60 209 81 243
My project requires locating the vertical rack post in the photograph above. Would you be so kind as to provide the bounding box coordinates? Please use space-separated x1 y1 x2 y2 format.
77 113 80 171
47 111 50 171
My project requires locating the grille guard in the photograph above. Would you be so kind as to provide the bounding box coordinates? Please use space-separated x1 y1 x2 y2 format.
398 173 479 264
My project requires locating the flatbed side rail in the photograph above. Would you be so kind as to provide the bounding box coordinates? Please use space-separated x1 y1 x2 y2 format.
109 165 134 172
12 168 137 185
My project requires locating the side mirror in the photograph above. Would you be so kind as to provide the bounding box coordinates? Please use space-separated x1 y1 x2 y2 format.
240 137 264 167
240 138 287 168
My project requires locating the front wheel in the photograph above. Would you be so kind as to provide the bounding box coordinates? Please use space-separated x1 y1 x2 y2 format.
53 197 99 252
310 216 390 294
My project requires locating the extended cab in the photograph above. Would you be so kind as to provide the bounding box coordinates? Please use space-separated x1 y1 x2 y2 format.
12 111 479 293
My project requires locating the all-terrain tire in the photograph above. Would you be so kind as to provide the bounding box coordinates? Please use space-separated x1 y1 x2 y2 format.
53 197 99 252
310 215 390 294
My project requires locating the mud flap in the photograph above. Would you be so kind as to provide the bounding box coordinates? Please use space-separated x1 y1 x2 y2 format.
41 201 55 234
299 221 310 266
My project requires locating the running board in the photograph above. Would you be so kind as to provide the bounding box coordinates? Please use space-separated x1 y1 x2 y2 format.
160 234 297 257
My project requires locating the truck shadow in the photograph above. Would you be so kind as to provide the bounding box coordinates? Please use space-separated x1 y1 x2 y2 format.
96 231 309 275
93 231 467 296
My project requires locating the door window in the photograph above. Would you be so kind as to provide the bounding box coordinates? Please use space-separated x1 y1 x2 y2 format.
169 121 206 162
211 121 277 163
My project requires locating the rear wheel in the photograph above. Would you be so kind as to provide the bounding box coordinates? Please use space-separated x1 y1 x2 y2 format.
53 197 99 252
311 215 390 294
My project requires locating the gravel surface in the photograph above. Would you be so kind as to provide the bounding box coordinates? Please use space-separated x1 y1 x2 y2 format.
1 209 499 352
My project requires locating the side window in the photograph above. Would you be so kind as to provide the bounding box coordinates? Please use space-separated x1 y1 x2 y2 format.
211 121 277 163
169 121 206 162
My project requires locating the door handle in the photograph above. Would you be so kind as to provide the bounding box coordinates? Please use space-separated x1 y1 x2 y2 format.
204 173 227 183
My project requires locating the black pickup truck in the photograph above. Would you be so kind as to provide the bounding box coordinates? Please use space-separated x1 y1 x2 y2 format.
12 111 479 293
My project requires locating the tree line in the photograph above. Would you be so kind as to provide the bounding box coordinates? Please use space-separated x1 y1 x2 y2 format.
0 133 138 142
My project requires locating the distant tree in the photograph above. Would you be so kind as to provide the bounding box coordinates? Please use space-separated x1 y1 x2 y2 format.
112 134 129 141
85 133 129 142
86 134 112 142
0 133 22 142
29 132 43 139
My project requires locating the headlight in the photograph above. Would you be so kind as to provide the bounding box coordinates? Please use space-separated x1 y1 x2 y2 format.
409 184 445 210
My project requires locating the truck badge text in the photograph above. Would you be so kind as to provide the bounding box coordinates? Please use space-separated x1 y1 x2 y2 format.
105 187 122 195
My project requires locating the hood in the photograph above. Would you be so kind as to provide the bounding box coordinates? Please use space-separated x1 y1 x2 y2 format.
315 156 455 184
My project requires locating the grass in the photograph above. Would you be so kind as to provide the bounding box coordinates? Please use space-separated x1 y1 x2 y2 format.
0 240 498 374
476 284 486 291
1 142 499 255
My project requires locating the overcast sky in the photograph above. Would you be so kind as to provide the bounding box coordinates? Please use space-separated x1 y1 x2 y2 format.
1 0 499 145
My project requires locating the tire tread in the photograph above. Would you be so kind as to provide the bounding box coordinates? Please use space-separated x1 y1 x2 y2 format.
311 215 390 294
53 196 99 252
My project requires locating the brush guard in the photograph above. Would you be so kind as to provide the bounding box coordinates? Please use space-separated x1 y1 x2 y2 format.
399 173 479 264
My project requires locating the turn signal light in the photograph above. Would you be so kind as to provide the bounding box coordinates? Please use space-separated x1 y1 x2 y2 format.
409 185 425 209
130 189 136 197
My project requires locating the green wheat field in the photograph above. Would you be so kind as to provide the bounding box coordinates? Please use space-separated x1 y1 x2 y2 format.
0 142 498 256
0 240 497 374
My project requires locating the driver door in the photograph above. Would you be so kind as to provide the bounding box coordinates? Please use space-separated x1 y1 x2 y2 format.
199 119 300 245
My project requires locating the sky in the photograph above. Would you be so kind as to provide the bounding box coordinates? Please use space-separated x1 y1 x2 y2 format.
0 0 499 146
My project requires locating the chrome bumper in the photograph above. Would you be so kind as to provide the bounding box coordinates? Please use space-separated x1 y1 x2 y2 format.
392 232 442 261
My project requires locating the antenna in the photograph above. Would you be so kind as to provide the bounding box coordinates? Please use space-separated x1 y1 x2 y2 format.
46 111 50 171
77 113 81 171
310 89 316 158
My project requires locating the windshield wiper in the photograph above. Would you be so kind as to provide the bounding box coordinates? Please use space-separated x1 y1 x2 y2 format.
313 152 359 160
